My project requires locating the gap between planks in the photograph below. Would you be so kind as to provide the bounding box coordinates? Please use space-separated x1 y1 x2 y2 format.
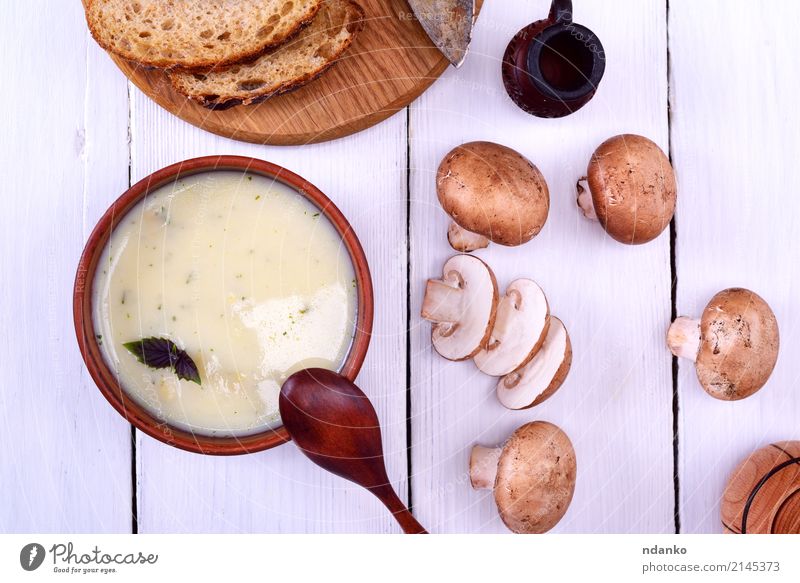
405 106 414 514
126 77 138 536
665 0 681 535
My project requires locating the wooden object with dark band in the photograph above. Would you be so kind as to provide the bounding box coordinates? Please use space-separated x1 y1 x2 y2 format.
721 441 800 534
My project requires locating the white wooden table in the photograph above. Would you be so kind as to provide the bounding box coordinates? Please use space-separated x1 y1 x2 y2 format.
2 0 799 534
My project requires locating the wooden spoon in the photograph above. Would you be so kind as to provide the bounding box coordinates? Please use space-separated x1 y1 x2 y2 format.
279 368 427 534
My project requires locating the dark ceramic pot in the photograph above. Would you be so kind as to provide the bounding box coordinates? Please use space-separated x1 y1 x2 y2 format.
503 0 605 118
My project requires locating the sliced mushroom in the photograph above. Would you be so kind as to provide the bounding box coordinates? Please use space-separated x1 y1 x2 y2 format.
496 316 571 410
421 255 499 361
577 134 677 244
667 288 779 400
437 141 549 250
470 421 577 534
473 278 549 376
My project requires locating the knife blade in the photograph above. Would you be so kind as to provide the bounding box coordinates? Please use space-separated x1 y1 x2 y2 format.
407 0 474 68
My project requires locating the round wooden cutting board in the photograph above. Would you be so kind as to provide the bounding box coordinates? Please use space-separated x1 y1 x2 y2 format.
106 0 477 145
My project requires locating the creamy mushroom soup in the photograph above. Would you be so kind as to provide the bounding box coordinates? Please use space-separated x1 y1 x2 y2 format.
92 171 357 436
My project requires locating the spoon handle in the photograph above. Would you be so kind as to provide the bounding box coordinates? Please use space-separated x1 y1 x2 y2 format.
374 485 428 534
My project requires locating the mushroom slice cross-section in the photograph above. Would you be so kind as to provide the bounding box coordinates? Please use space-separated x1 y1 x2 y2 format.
667 287 779 401
469 421 577 534
473 278 550 376
497 316 572 410
421 254 499 361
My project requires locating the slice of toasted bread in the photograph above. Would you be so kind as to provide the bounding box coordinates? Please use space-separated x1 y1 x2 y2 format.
85 0 323 70
169 0 364 110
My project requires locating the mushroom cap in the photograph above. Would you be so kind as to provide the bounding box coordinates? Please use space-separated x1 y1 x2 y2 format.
494 421 577 534
423 254 499 361
586 134 676 244
436 141 550 246
696 288 779 400
473 278 550 376
496 316 572 410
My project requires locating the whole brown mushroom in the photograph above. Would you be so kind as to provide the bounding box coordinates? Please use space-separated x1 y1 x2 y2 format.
668 288 779 400
437 141 550 251
577 134 676 244
469 421 576 534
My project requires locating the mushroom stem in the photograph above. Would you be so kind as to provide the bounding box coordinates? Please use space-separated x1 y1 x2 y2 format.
576 177 598 221
484 288 523 346
447 222 489 252
421 278 463 324
667 316 701 362
469 445 502 490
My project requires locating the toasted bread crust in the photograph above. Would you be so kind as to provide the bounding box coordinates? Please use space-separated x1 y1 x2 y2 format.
85 0 323 71
169 1 365 109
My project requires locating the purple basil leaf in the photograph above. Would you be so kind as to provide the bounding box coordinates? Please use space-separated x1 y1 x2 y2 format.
123 337 201 386
123 337 175 368
174 352 202 386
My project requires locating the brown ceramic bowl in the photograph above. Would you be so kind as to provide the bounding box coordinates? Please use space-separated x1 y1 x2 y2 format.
73 156 374 455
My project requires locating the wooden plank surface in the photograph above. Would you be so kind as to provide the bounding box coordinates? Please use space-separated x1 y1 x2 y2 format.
128 88 410 533
409 0 675 533
669 0 800 533
0 2 131 532
3 0 799 534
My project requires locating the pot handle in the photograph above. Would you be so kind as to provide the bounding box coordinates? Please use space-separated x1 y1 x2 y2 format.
549 0 573 23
